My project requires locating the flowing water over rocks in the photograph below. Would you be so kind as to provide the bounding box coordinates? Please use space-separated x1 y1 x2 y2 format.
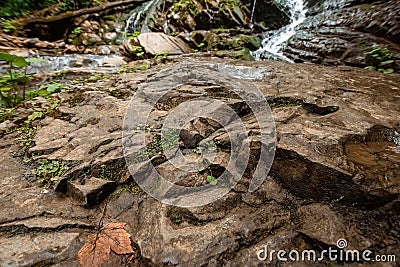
253 0 308 62
26 54 124 74
0 57 399 265
124 0 159 34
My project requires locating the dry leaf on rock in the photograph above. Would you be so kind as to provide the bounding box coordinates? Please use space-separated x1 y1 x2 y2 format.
78 222 134 267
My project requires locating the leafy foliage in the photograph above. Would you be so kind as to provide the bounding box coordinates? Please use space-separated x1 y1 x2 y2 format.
78 222 134 267
0 52 31 108
207 175 218 185
15 125 36 155
137 129 180 161
118 63 150 74
0 0 56 18
154 51 171 64
130 45 145 60
0 0 104 19
126 31 140 39
364 45 395 74
31 159 69 186
192 141 218 154
72 26 82 35
0 107 15 123
0 18 17 33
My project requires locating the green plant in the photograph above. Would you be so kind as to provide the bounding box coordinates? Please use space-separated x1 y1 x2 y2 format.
72 26 82 35
172 0 197 16
0 18 16 33
14 125 36 156
136 129 180 161
207 175 217 185
118 63 150 73
86 73 109 82
100 164 117 181
31 159 69 186
111 184 141 198
131 124 155 134
155 51 171 63
0 0 57 18
127 31 140 39
131 45 145 59
166 207 184 224
160 129 180 149
192 141 218 154
26 111 44 123
24 82 64 101
364 45 395 74
0 52 31 108
0 107 15 123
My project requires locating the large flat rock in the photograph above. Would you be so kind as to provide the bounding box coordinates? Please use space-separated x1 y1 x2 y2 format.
1 58 399 266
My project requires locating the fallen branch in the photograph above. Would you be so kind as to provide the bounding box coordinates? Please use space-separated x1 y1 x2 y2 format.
25 0 148 25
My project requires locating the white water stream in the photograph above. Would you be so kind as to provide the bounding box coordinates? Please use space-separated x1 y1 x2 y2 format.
252 0 307 62
124 0 155 34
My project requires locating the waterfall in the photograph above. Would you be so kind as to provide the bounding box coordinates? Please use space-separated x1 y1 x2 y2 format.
250 0 257 25
252 0 307 62
124 0 157 35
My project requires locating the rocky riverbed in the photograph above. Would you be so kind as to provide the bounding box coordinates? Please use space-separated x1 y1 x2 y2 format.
0 57 399 266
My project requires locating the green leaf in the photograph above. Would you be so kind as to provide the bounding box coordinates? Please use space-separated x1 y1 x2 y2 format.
0 52 17 62
0 52 29 67
37 89 51 96
383 68 394 74
27 111 43 122
198 166 205 172
364 66 376 71
10 76 30 83
49 100 61 110
207 175 218 185
46 83 63 93
27 58 48 63
12 57 29 67
364 48 380 55
0 87 12 92
379 60 394 66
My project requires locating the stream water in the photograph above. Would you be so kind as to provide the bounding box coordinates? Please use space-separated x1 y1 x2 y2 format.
3 0 309 75
124 0 155 34
252 0 307 62
27 54 124 74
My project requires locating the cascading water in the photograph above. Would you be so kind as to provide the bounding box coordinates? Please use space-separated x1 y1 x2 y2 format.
124 0 155 34
250 0 257 25
252 0 307 62
124 0 161 35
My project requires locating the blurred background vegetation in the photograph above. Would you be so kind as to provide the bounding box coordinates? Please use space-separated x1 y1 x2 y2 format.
0 0 103 18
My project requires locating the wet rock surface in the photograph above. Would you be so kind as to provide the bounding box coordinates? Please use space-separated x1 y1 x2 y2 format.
284 0 400 71
0 58 399 265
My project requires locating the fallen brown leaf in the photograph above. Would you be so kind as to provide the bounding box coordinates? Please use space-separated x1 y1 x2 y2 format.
78 222 134 267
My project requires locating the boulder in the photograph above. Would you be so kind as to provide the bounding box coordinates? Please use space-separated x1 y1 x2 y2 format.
1 58 399 265
67 177 117 206
137 32 192 55
120 32 192 60
283 0 400 71
81 32 104 46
